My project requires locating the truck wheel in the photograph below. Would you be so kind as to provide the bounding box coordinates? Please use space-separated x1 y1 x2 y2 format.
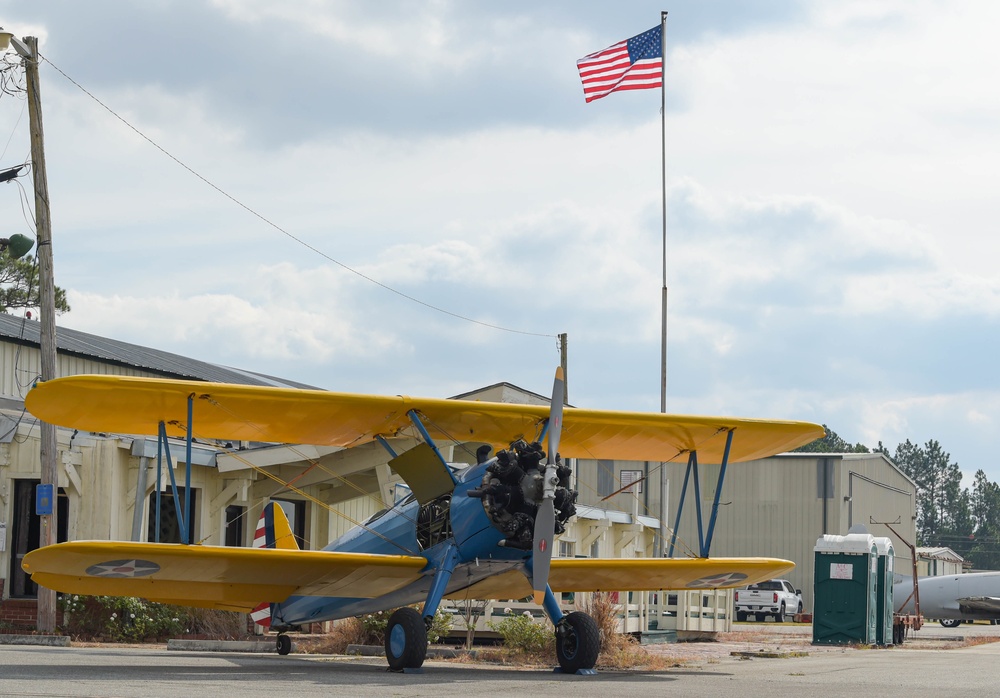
939 618 962 628
775 603 786 623
736 611 747 622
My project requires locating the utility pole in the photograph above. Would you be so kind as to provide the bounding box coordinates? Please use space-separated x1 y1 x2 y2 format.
22 34 58 634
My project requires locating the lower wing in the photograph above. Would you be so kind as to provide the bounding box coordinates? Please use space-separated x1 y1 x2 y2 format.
21 541 428 612
25 541 791 609
447 556 794 600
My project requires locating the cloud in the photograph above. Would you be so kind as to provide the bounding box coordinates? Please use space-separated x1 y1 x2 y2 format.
4 0 1000 485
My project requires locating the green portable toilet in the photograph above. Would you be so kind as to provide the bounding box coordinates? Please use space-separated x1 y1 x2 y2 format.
813 533 878 645
873 537 895 646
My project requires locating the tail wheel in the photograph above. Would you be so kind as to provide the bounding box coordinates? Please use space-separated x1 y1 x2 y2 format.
555 611 601 673
385 607 427 671
276 634 292 655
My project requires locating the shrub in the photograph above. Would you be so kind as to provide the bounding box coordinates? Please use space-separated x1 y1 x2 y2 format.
488 610 553 654
358 607 451 646
61 595 184 642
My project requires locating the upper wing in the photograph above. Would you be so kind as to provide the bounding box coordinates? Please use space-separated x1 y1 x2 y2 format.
21 541 428 612
447 556 795 600
25 375 823 463
958 596 1000 615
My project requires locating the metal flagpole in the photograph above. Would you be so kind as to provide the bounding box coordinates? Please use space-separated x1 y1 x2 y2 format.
658 10 669 558
659 10 668 412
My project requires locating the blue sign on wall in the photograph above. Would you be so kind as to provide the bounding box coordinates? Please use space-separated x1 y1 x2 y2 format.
35 483 54 516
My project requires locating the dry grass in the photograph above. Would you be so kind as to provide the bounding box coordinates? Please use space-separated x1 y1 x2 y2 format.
293 618 364 655
577 592 696 670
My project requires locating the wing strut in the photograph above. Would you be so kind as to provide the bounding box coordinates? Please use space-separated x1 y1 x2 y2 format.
155 420 191 545
406 410 458 487
702 428 735 557
152 393 196 545
666 428 736 559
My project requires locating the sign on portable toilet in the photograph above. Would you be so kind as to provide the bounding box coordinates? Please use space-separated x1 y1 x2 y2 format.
813 533 878 645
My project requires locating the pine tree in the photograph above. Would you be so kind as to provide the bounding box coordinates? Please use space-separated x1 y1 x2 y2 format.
0 254 70 314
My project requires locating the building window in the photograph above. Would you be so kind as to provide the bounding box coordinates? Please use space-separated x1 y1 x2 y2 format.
559 540 575 558
620 469 643 494
147 487 197 544
590 540 600 558
225 505 246 546
597 460 615 498
8 480 68 598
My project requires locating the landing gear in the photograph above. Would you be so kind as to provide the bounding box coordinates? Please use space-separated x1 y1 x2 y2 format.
555 611 601 674
939 618 962 628
276 633 292 655
385 607 427 671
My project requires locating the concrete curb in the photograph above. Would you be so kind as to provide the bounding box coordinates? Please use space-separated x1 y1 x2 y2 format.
346 644 465 659
167 639 275 653
0 634 71 647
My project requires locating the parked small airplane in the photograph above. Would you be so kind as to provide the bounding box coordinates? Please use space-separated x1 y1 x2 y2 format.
22 371 822 672
894 571 1000 627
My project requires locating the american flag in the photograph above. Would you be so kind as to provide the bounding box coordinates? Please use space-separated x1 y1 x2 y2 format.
577 25 662 103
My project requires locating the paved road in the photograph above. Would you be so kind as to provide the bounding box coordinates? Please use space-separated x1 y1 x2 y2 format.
0 639 998 698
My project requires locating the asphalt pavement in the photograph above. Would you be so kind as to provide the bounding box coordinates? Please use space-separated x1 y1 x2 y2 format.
0 630 998 698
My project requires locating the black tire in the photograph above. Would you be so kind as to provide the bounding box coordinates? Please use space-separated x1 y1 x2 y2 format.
775 603 786 623
276 634 292 655
939 618 962 628
556 611 601 673
736 611 747 622
385 607 427 671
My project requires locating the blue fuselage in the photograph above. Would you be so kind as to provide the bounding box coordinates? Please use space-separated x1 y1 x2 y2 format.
271 461 529 627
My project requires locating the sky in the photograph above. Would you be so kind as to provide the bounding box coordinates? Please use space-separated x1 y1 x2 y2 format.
0 1 998 484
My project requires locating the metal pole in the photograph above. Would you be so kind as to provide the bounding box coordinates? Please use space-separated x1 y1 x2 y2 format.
558 333 568 405
659 10 669 412
24 35 58 634
657 11 669 558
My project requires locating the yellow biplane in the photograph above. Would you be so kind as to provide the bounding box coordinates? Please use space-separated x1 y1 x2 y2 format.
22 371 822 673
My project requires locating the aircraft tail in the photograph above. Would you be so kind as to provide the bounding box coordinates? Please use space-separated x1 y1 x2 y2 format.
251 502 299 628
253 501 300 551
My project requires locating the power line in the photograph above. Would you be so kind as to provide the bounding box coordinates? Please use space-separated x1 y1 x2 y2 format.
37 53 556 340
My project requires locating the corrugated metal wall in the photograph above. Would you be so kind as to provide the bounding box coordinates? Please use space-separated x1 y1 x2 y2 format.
0 341 166 400
571 452 917 612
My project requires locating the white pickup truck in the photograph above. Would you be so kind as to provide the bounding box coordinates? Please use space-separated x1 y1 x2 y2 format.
734 579 803 622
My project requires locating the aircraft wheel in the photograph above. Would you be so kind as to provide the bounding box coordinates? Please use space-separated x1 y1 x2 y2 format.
939 618 962 628
736 611 747 622
276 634 292 655
556 611 601 673
385 607 427 671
